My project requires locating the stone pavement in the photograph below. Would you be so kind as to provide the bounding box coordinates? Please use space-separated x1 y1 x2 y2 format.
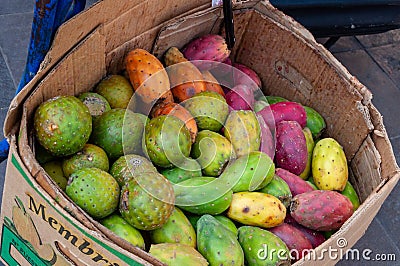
0 1 399 265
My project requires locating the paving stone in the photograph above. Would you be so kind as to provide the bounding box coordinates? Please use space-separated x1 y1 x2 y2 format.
321 36 363 53
356 29 400 48
0 0 34 15
367 43 400 87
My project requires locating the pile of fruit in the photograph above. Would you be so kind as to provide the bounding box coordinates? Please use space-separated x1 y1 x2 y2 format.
34 34 360 265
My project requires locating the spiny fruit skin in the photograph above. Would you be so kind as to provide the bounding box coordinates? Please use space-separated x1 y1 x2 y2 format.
214 215 238 236
238 226 290 266
62 144 109 177
191 130 234 177
256 113 275 160
270 101 307 128
227 192 286 228
94 75 134 109
125 48 173 104
160 159 202 184
100 214 145 250
258 95 287 105
34 95 92 157
119 172 174 230
110 154 157 187
90 108 145 160
299 127 315 179
275 120 308 175
197 215 244 266
268 223 313 261
182 34 231 71
144 115 192 168
149 207 196 248
224 110 261 157
290 190 354 231
258 175 292 208
77 92 111 120
303 105 326 139
253 100 269 113
233 63 261 91
275 168 314 197
341 181 360 211
42 160 68 190
183 91 229 132
312 138 348 191
201 70 225 97
226 84 255 111
149 243 208 266
284 214 326 248
65 168 120 219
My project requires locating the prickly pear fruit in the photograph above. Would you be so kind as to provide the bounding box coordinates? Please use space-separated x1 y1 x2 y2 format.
233 63 261 91
299 127 315 179
275 120 308 175
230 151 275 192
191 130 234 176
34 95 92 157
160 159 202 184
256 113 275 160
94 75 134 109
90 108 144 160
270 101 307 128
256 105 276 134
187 214 201 231
290 190 354 231
150 243 208 266
341 181 360 211
312 138 348 191
77 92 111 120
214 215 238 236
227 192 286 228
164 47 206 102
62 144 109 177
224 110 261 157
183 91 229 132
100 214 145 250
143 115 191 168
238 226 290 266
149 207 196 248
66 168 120 219
303 105 326 139
258 175 292 208
306 180 318 190
176 177 233 215
253 100 269 113
258 95 287 105
226 84 255 111
119 172 174 230
201 70 225 97
284 215 326 248
42 161 68 190
197 214 244 266
125 48 173 104
151 102 198 143
110 154 157 187
275 168 314 197
182 34 230 71
268 223 313 261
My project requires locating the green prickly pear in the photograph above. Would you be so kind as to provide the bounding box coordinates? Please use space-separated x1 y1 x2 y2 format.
238 226 290 266
197 215 244 266
258 95 287 105
303 105 326 139
341 181 360 211
258 175 292 208
77 92 111 120
299 127 315 179
149 207 196 248
149 243 208 266
42 160 68 190
214 215 238 236
160 159 202 184
94 74 134 109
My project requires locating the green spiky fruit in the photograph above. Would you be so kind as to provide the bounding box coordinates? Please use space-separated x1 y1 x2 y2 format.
183 91 229 132
110 154 157 187
62 144 109 177
299 127 315 179
77 92 111 120
119 172 174 230
95 75 134 109
66 168 119 219
191 130 235 176
90 108 145 160
34 95 92 157
42 161 68 190
100 214 145 250
160 159 202 184
258 175 292 208
341 181 360 211
149 243 208 266
214 215 238 236
258 95 287 105
303 105 326 139
144 115 191 168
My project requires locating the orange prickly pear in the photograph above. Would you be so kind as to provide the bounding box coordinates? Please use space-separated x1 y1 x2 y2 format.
201 70 225 97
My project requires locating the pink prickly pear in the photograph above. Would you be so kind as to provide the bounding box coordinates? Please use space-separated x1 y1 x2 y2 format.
275 121 308 175
182 34 230 71
256 114 275 160
256 105 276 134
270 101 307 128
290 190 354 231
275 168 314 197
225 84 254 111
233 63 262 91
284 215 326 248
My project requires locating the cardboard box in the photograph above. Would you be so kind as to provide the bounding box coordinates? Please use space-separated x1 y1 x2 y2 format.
1 0 399 265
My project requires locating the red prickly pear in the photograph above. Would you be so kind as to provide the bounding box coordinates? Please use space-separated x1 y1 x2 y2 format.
275 168 314 196
210 57 233 78
275 121 308 175
233 63 261 91
270 101 307 128
290 190 354 231
284 215 326 248
225 84 255 111
182 34 230 71
269 223 313 261
256 105 276 134
256 114 275 160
